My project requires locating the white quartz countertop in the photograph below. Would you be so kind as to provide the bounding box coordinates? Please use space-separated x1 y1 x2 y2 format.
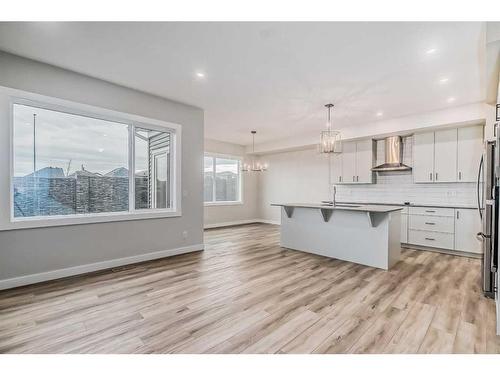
271 203 403 213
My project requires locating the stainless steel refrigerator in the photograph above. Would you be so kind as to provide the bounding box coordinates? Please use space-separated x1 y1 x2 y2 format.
478 138 498 298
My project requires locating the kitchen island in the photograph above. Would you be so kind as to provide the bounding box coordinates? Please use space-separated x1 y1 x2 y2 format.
271 203 403 270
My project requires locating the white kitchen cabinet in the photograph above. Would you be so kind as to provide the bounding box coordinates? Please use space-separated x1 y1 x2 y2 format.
355 139 374 183
401 212 408 243
457 126 484 182
413 132 435 183
434 129 457 182
331 153 343 184
414 126 483 184
338 140 373 184
341 141 357 183
454 209 482 254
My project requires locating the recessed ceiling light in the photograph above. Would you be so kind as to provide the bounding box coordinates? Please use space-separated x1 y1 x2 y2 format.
447 97 456 103
439 77 449 84
425 48 437 54
195 72 205 78
98 148 104 153
376 111 384 117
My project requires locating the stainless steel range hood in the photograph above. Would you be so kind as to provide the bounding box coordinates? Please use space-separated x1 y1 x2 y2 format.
371 136 412 172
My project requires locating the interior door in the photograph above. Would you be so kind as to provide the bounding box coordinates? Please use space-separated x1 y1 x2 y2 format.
457 126 483 182
355 139 373 183
434 128 457 182
413 132 435 183
341 141 357 183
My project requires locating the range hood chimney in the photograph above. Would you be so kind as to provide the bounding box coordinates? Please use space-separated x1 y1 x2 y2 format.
371 136 412 172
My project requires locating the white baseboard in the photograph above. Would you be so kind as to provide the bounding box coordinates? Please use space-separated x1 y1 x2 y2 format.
204 219 281 229
0 243 204 291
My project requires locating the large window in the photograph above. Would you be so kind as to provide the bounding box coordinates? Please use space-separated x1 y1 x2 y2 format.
12 100 180 225
204 154 242 204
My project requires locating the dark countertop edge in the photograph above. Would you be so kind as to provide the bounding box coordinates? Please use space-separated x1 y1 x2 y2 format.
336 201 477 210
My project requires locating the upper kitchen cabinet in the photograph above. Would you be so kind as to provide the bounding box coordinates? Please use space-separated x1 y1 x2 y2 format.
355 139 375 183
457 126 484 182
331 153 343 184
341 141 357 183
413 132 435 183
413 125 483 184
333 139 374 184
434 128 457 183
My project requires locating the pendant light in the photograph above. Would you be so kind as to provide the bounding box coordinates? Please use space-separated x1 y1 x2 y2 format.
319 103 342 154
242 131 268 172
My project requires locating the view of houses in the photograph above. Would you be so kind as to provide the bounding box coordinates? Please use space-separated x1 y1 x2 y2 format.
13 166 146 217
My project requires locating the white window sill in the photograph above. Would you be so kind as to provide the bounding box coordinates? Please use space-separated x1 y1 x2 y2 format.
2 209 182 231
204 201 244 207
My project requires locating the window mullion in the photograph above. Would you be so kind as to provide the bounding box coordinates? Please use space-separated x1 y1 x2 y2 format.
212 156 216 203
128 124 135 212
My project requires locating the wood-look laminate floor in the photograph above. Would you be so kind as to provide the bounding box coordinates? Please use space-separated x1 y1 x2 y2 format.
0 223 499 354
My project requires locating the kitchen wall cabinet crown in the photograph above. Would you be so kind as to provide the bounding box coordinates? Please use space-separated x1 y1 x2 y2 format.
330 139 375 184
413 125 483 183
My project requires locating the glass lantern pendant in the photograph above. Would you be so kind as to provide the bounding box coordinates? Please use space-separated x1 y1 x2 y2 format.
319 103 342 154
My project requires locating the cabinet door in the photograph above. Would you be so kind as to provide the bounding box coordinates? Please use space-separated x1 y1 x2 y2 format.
434 128 457 183
454 209 482 254
413 132 435 183
341 141 357 184
355 139 373 183
401 213 408 243
457 126 483 182
330 153 343 184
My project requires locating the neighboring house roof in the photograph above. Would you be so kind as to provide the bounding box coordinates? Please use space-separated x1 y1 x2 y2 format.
105 167 129 178
25 166 65 178
68 170 103 178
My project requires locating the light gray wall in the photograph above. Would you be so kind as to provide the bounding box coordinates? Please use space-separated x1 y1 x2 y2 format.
204 138 258 226
0 51 204 282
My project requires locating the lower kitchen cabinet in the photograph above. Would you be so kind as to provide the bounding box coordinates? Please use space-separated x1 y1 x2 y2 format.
400 207 408 243
405 206 482 255
454 209 482 254
408 229 454 250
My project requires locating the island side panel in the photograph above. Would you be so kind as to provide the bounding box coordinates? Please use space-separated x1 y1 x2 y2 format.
387 211 402 268
279 207 400 270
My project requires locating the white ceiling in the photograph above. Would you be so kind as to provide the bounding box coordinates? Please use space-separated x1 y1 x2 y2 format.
0 22 486 146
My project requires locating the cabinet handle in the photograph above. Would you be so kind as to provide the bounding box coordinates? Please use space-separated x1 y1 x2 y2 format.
425 210 436 213
457 210 460 219
425 237 435 241
425 222 435 225
458 171 462 180
435 173 438 181
429 172 432 181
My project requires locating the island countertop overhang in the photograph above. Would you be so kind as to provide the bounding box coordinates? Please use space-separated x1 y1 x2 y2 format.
271 203 403 213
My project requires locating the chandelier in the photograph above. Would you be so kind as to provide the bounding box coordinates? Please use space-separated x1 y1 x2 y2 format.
319 103 342 154
242 131 268 172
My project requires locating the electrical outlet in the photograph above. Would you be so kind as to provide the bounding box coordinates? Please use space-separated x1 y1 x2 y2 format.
182 230 188 240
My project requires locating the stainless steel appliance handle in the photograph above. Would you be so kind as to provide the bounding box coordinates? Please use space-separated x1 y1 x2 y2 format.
477 155 483 220
477 232 491 240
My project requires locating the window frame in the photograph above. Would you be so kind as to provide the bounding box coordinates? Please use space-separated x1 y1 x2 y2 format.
8 96 182 230
203 152 243 207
